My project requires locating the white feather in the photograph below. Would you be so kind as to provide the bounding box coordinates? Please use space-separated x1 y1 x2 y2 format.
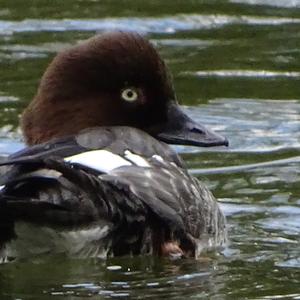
152 154 164 162
65 150 132 173
124 150 150 167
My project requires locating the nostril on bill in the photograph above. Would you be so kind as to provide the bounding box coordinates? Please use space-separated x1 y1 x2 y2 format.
191 127 205 135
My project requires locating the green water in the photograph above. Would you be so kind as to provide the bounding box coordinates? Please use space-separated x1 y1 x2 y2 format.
0 0 300 299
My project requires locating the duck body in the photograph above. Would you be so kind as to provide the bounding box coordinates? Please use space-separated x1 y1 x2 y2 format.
0 32 227 260
0 127 225 259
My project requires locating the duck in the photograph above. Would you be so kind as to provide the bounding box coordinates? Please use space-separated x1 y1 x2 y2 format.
0 32 228 261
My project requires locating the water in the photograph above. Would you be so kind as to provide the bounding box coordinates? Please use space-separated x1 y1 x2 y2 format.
0 0 299 299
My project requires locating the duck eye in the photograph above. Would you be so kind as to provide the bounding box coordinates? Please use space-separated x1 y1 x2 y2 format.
121 88 138 102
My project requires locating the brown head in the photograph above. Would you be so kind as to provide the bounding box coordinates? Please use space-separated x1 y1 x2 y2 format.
22 32 228 147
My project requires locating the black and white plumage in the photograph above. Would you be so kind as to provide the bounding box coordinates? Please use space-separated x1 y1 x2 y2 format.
0 127 226 260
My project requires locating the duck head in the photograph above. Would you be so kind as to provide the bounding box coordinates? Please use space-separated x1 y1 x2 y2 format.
21 32 228 147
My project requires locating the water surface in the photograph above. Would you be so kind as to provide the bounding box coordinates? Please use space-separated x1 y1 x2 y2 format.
0 0 299 299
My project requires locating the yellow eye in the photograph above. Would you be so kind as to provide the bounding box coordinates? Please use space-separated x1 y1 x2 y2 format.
121 88 138 102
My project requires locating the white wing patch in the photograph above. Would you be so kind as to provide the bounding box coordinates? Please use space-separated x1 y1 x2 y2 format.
65 149 154 173
124 150 150 167
65 150 132 173
152 154 164 162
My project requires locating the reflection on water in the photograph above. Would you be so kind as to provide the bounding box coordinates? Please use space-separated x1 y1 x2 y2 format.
0 0 299 299
1 14 300 34
231 0 300 8
0 256 226 299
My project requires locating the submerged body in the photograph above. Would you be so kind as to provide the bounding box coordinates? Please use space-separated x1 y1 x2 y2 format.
0 32 227 261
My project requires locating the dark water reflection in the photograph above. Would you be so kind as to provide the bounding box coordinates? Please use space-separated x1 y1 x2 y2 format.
0 257 224 299
0 0 300 299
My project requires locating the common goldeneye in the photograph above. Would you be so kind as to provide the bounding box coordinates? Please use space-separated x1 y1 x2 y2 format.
0 32 228 261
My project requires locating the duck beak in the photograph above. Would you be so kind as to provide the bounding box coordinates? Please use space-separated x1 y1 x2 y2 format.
157 102 229 147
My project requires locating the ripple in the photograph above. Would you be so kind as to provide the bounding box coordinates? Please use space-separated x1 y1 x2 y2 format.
0 96 18 102
185 70 300 78
0 98 299 156
258 215 300 235
191 156 300 175
0 14 299 35
231 0 300 8
52 260 215 299
0 39 217 61
186 99 300 153
0 43 70 59
276 259 300 269
220 202 265 216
